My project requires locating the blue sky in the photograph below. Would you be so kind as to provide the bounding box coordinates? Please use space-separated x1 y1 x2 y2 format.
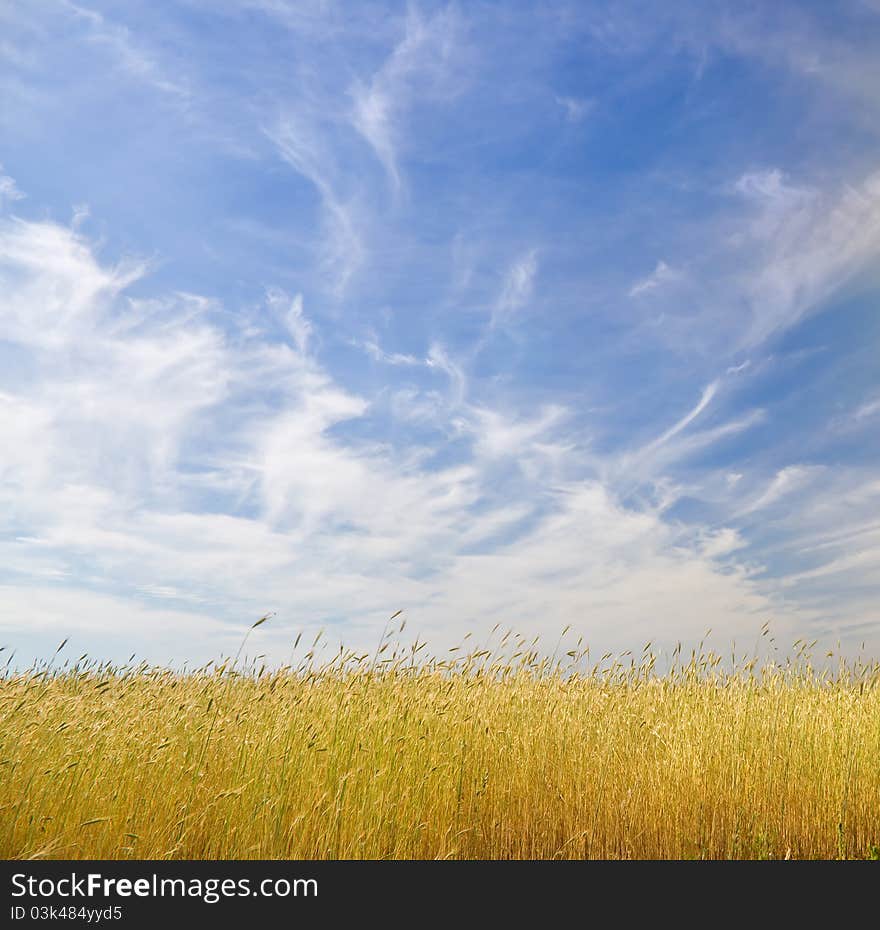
1 0 879 665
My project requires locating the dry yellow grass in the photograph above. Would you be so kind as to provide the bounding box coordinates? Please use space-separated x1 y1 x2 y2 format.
2 627 879 860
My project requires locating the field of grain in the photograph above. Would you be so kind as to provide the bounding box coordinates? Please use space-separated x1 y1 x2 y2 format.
2 628 879 860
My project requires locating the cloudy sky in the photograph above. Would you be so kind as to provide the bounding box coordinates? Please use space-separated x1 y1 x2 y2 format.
1 0 878 665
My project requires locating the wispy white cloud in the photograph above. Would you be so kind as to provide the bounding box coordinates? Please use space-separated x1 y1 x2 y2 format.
469 405 567 462
709 466 880 643
360 333 421 367
655 380 719 445
266 288 312 353
0 218 791 659
734 169 880 346
0 217 146 348
492 249 538 326
733 168 807 203
632 381 719 461
738 465 821 515
0 585 230 644
556 95 594 123
853 395 880 421
60 1 190 99
261 9 463 291
645 166 880 355
0 165 24 207
615 380 767 500
425 342 467 407
729 169 817 242
71 203 90 230
628 260 681 297
714 7 880 119
2 1 879 663
350 6 461 195
231 0 351 40
266 116 366 293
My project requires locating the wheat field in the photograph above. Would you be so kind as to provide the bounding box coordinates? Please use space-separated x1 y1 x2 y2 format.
2 626 879 860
